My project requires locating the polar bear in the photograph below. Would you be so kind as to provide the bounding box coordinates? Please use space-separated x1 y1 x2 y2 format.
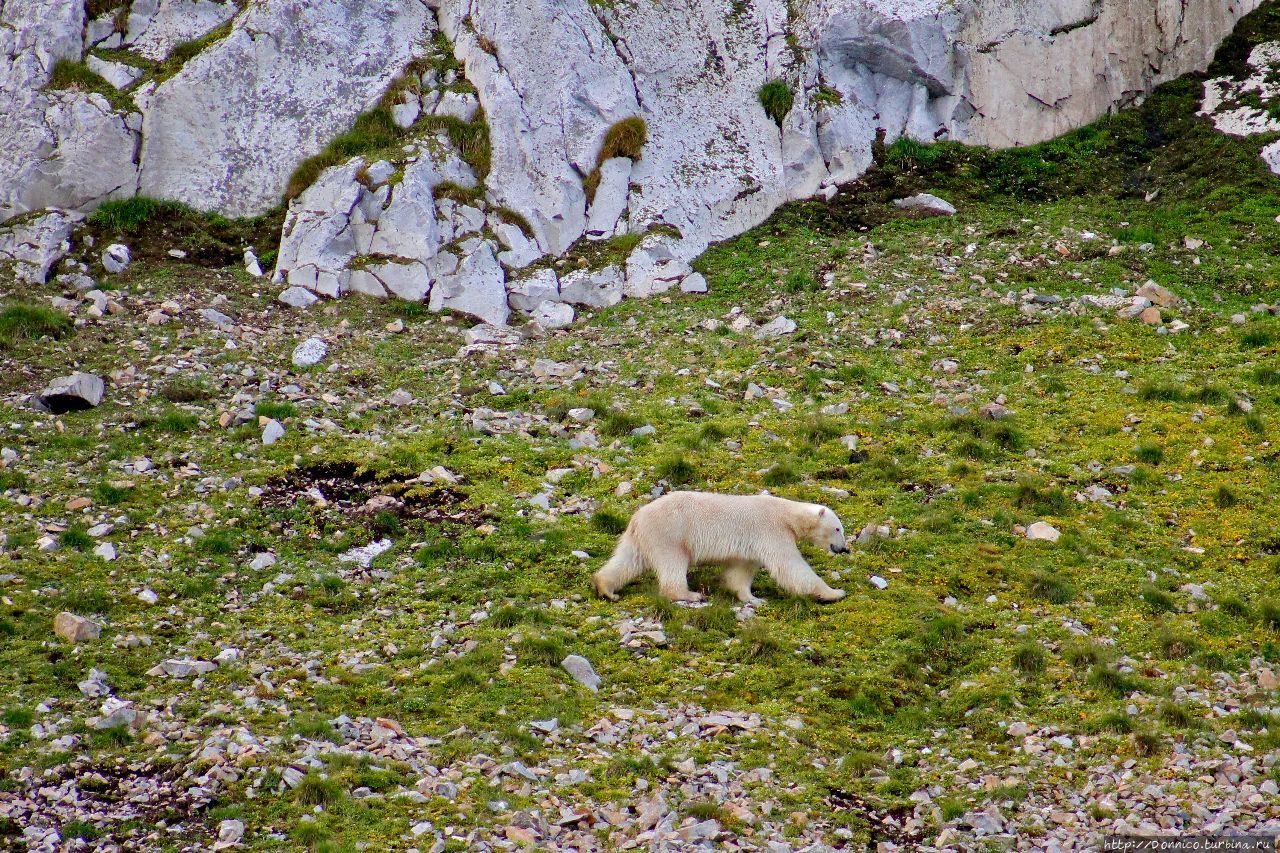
592 491 848 604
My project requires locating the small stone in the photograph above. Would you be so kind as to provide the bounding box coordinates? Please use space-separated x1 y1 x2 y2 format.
278 287 318 308
385 318 405 333
138 589 159 604
243 249 263 278
54 612 101 643
894 193 957 216
869 575 889 590
249 552 277 571
200 308 235 327
1138 306 1163 325
567 407 595 423
680 272 708 293
102 243 131 273
1026 521 1061 542
291 337 327 367
1007 722 1032 737
388 389 414 407
531 300 574 329
1136 280 1178 307
753 315 796 339
214 819 245 849
561 654 601 691
262 419 285 445
93 542 116 561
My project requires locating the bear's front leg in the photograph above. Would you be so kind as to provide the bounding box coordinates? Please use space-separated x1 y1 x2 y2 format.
766 550 845 603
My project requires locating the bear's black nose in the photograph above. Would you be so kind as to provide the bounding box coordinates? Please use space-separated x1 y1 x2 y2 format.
831 545 849 554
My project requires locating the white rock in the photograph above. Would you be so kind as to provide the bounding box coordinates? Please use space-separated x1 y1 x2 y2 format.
102 243 131 273
261 419 284 445
894 193 957 216
291 336 327 368
561 654 601 691
558 266 624 309
124 0 238 61
754 315 796 339
138 0 430 216
1026 521 1061 542
38 372 105 413
0 210 78 284
531 300 574 329
93 542 117 561
278 286 318 308
679 272 708 294
138 589 159 604
869 575 889 590
585 157 631 238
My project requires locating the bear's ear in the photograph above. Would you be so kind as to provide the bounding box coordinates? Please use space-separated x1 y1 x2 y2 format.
815 506 827 519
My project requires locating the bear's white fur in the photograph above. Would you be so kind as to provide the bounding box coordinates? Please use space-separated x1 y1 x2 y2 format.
592 491 848 604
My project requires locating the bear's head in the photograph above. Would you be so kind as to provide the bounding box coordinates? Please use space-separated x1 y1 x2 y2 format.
808 505 848 554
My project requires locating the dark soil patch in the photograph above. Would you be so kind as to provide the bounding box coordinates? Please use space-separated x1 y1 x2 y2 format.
82 198 284 268
826 787 924 847
259 461 490 533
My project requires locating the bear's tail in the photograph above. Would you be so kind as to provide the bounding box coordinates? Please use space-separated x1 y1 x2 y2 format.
592 530 646 601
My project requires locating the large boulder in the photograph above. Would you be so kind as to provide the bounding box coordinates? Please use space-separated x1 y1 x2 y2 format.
0 0 140 219
137 0 431 216
123 0 239 61
0 209 79 284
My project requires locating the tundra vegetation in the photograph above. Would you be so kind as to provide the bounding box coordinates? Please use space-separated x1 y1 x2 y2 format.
4 10 1280 850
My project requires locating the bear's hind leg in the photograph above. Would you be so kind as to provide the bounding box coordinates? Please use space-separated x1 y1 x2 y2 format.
651 546 702 603
721 562 763 605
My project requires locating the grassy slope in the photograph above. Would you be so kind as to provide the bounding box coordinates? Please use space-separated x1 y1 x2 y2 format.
4 8 1280 849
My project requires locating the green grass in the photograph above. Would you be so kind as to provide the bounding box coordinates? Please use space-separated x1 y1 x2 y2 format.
758 79 794 126
45 59 134 112
598 117 647 162
8 13 1280 848
0 304 73 349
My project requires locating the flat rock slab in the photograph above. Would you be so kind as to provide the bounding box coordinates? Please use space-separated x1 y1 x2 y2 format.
561 654 601 691
54 612 101 643
894 193 957 216
291 336 327 367
38 373 105 413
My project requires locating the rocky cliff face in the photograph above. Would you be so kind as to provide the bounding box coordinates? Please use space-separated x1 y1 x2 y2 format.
0 0 1264 322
